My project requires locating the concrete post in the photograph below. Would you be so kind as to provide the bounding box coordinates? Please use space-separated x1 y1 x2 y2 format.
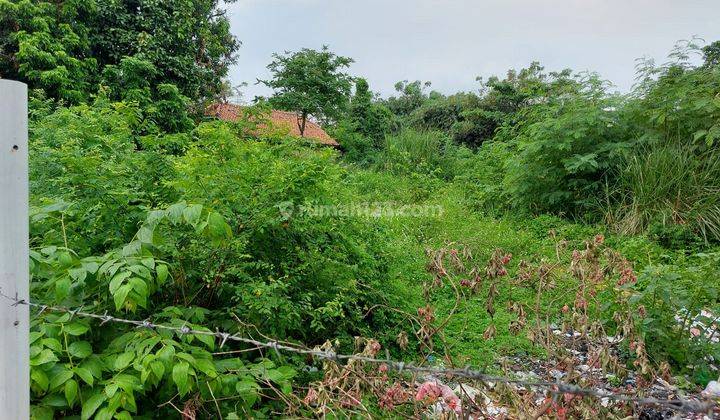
0 79 30 418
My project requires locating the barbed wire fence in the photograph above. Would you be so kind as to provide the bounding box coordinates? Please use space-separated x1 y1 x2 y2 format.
2 289 716 415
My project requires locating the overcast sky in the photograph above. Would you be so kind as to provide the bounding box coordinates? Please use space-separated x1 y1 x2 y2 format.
225 0 720 101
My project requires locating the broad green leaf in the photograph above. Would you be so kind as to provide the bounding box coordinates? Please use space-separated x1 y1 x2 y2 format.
109 271 132 294
81 393 106 420
30 345 42 358
207 211 232 240
30 331 44 345
74 366 94 386
41 338 62 352
236 379 259 405
55 277 71 301
68 267 87 282
156 264 169 285
114 374 140 392
41 393 67 407
275 365 296 379
175 352 196 364
30 349 59 366
63 322 89 336
68 341 92 359
114 352 134 370
140 257 155 270
265 368 285 383
81 260 100 274
115 411 133 420
31 368 50 391
128 277 148 296
150 361 165 379
94 407 114 420
192 358 216 377
145 209 166 226
105 383 118 399
193 332 215 350
113 284 132 311
157 344 175 362
183 204 203 226
128 264 151 280
166 201 187 224
122 241 141 257
65 379 78 406
49 368 73 390
31 405 54 420
172 361 190 395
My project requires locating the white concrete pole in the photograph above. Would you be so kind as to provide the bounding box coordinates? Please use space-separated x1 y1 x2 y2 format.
0 80 29 418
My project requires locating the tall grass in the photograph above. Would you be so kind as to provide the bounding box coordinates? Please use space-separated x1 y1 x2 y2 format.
375 129 468 178
606 142 720 242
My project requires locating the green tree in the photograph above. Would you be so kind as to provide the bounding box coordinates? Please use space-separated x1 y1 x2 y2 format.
90 0 239 102
260 46 354 136
703 40 720 67
383 80 433 117
0 0 97 103
0 0 238 104
347 78 395 145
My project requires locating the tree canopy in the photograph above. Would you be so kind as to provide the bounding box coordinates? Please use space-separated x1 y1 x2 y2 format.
0 0 239 105
260 46 354 136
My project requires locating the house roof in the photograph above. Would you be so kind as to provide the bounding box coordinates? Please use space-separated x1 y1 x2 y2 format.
208 103 340 147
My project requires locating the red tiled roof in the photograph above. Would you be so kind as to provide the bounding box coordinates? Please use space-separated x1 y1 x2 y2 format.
208 103 340 147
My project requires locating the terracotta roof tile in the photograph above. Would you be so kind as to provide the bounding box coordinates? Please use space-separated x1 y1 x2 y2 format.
207 103 340 147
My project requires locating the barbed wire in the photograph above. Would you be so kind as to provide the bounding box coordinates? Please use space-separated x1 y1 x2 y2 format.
1 290 715 414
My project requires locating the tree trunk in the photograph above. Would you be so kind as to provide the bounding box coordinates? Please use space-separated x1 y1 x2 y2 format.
297 112 308 137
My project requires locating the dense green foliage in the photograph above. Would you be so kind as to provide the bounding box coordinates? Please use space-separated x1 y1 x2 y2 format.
4 5 720 414
345 41 720 241
28 104 405 417
0 0 238 105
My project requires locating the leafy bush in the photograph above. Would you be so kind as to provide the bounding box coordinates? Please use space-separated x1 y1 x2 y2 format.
345 78 397 146
623 253 720 384
171 122 393 341
629 39 720 147
27 103 401 417
331 122 378 164
30 100 180 255
29 202 297 419
600 41 720 244
503 76 631 215
455 140 513 213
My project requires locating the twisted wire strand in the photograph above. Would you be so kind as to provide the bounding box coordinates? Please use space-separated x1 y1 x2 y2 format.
1 291 714 413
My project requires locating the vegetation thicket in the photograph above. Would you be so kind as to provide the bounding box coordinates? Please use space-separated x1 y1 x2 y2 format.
2 2 720 416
